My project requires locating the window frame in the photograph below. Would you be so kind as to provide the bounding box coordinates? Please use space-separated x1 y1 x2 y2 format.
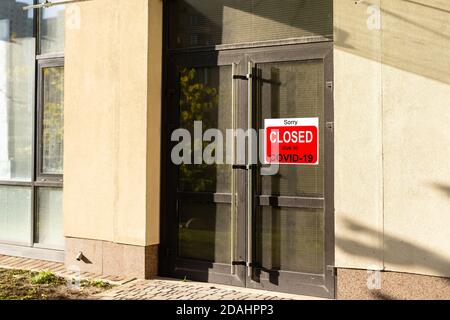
36 58 65 184
0 2 64 258
34 4 65 250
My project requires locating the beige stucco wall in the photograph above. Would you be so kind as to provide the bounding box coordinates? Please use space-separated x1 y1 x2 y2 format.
335 0 450 277
64 0 162 246
146 0 163 245
382 0 450 277
334 0 384 270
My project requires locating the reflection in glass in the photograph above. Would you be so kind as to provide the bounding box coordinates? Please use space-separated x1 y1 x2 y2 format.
255 207 324 274
178 200 231 263
0 0 35 181
35 188 64 249
178 66 231 193
171 0 333 48
258 60 325 197
0 186 32 244
40 5 65 54
255 60 326 276
42 66 64 174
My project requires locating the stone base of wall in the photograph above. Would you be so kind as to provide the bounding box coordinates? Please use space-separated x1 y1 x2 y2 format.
65 237 158 279
337 268 450 300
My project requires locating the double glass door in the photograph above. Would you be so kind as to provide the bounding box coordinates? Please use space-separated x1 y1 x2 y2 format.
162 43 334 298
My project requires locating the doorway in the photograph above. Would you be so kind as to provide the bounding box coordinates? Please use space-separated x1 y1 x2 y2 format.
160 42 334 298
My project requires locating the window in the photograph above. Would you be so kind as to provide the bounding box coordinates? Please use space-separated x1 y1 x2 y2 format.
0 1 64 252
170 0 333 48
0 1 34 182
39 5 65 54
190 33 199 46
0 187 32 244
38 60 64 179
189 14 200 26
35 187 63 249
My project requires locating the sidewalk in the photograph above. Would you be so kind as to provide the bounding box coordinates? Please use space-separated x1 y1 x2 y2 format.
0 254 322 300
0 254 133 285
96 278 324 300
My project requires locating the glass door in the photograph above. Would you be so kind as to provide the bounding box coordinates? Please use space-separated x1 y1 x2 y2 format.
161 43 334 298
162 50 247 287
244 43 334 298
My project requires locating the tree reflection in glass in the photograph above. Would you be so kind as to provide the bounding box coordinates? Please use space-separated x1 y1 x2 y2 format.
42 67 64 175
178 66 231 193
176 66 232 263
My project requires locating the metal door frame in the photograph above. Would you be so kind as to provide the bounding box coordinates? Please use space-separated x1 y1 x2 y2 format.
160 42 334 298
241 42 335 298
160 49 249 287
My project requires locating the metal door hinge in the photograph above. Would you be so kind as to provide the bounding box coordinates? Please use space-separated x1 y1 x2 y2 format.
326 122 334 131
233 74 252 81
326 81 333 91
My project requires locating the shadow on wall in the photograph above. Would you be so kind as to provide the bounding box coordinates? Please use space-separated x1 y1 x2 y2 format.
335 0 450 85
171 0 449 86
432 183 450 198
369 291 397 300
336 216 450 279
171 0 333 48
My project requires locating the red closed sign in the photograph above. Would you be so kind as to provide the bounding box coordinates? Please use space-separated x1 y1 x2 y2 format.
264 118 319 165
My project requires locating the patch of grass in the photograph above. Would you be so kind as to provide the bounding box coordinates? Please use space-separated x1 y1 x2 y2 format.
82 279 111 289
31 271 60 285
0 268 114 300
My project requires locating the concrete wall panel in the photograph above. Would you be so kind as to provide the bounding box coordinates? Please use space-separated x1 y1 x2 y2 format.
64 0 162 247
334 0 384 270
334 0 450 277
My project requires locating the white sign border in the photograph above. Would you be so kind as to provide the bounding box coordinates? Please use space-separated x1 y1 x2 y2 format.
263 117 320 166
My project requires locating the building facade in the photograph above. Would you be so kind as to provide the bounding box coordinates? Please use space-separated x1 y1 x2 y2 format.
0 0 449 299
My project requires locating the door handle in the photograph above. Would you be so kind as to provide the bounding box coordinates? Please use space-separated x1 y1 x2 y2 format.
246 60 254 278
230 63 237 275
231 61 254 278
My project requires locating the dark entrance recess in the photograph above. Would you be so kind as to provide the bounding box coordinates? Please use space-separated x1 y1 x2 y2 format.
160 0 334 298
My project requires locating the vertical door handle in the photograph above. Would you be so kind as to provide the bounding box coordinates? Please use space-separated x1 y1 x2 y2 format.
246 61 253 278
230 63 237 274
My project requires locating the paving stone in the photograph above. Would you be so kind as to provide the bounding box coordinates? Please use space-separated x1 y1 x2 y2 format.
0 254 319 301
